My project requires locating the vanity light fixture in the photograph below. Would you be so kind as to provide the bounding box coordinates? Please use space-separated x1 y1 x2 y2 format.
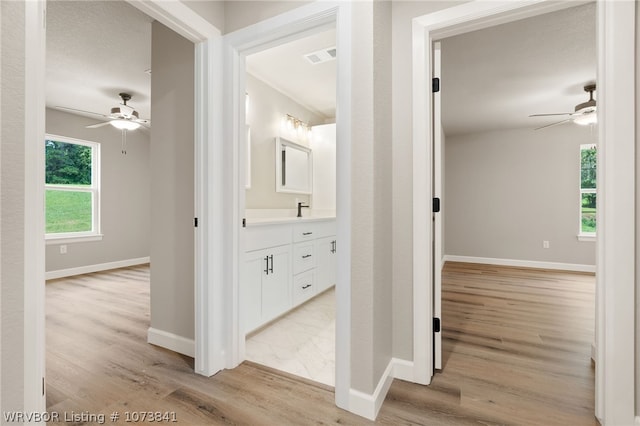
283 114 313 140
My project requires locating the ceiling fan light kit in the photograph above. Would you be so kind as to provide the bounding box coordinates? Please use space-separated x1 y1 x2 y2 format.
529 83 597 130
110 119 140 131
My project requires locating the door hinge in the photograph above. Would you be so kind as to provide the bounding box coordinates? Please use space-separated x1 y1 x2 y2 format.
42 377 45 395
433 197 441 213
432 77 440 93
433 318 441 333
194 217 198 227
242 218 246 228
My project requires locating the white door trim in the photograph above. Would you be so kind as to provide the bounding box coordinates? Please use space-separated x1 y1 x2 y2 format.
24 0 47 413
595 1 636 423
219 1 353 410
412 1 635 423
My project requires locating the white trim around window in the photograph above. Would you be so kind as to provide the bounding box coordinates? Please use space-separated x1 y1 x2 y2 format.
45 133 101 244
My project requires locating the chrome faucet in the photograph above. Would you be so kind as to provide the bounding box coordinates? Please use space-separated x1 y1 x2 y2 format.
297 202 309 218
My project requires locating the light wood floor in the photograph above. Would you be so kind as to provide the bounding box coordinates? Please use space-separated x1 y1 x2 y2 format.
46 262 597 425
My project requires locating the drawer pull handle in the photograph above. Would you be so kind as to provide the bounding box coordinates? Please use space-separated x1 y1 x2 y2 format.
302 254 312 259
302 232 313 236
302 284 312 289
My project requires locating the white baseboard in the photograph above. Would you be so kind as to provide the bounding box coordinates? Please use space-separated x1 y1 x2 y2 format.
348 358 414 420
46 256 150 280
147 327 195 358
443 255 595 273
392 358 414 382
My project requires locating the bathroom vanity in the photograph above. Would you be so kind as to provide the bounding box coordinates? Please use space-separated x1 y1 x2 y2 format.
242 216 336 334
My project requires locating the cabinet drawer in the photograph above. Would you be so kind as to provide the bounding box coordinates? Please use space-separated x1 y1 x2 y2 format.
293 242 315 274
245 224 292 252
293 270 316 305
292 223 317 243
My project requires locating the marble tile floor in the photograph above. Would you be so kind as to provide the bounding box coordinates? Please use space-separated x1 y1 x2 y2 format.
245 287 336 387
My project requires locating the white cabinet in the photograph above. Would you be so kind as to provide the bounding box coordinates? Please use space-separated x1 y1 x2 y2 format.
242 244 291 332
243 219 335 334
315 236 337 293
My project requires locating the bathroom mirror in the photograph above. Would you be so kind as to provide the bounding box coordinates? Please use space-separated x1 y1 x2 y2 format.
275 137 312 194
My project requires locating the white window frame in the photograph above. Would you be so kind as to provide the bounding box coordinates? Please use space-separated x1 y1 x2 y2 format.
578 143 596 241
45 133 102 244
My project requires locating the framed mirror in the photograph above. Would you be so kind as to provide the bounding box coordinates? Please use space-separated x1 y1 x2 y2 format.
275 137 312 194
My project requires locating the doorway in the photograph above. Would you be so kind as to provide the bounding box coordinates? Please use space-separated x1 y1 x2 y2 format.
240 27 338 386
412 1 636 423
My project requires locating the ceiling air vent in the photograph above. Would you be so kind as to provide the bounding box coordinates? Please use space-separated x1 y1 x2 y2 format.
303 46 337 65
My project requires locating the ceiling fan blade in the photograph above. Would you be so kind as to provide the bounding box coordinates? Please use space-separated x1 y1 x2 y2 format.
55 106 110 119
529 112 573 117
534 118 573 131
86 121 112 129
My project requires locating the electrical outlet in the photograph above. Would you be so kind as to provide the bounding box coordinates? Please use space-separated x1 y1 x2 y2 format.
60 245 67 254
542 240 550 249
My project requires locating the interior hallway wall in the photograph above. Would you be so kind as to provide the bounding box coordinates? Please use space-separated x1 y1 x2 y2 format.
1 0 27 412
149 21 195 345
45 108 151 273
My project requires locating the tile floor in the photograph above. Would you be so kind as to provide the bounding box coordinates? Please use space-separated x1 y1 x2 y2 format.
245 287 335 386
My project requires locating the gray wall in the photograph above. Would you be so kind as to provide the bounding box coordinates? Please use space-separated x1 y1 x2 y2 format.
1 0 26 412
444 126 596 266
150 21 195 341
636 2 640 416
372 0 393 389
245 74 323 209
45 108 151 272
223 1 312 34
184 0 225 32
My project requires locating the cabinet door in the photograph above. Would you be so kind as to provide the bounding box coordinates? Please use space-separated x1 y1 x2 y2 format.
242 250 267 333
315 236 337 293
261 245 292 323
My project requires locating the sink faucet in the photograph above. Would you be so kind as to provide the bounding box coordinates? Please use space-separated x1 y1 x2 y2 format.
297 202 309 218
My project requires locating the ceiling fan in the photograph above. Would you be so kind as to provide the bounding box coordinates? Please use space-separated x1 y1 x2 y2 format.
56 92 150 131
529 84 597 130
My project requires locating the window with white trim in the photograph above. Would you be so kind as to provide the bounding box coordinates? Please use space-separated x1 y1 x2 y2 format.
45 134 101 243
579 143 596 237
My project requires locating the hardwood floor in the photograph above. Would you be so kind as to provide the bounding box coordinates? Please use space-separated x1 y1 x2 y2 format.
46 262 597 425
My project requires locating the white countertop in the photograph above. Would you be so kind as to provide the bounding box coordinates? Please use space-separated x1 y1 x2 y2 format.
245 209 336 227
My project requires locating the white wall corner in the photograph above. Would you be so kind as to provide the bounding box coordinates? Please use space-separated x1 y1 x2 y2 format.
45 257 150 280
348 359 395 420
147 327 195 358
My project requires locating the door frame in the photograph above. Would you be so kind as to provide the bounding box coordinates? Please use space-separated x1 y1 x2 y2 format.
129 0 224 379
23 0 222 412
412 1 636 423
220 1 353 410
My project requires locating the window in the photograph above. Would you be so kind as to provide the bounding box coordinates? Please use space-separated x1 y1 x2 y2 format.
45 134 101 243
579 144 596 239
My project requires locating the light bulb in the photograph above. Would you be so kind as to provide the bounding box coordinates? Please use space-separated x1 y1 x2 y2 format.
110 119 140 130
574 112 597 126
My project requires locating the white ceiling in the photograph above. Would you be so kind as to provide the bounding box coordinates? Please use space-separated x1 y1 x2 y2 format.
246 28 337 120
46 0 153 123
441 2 596 137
